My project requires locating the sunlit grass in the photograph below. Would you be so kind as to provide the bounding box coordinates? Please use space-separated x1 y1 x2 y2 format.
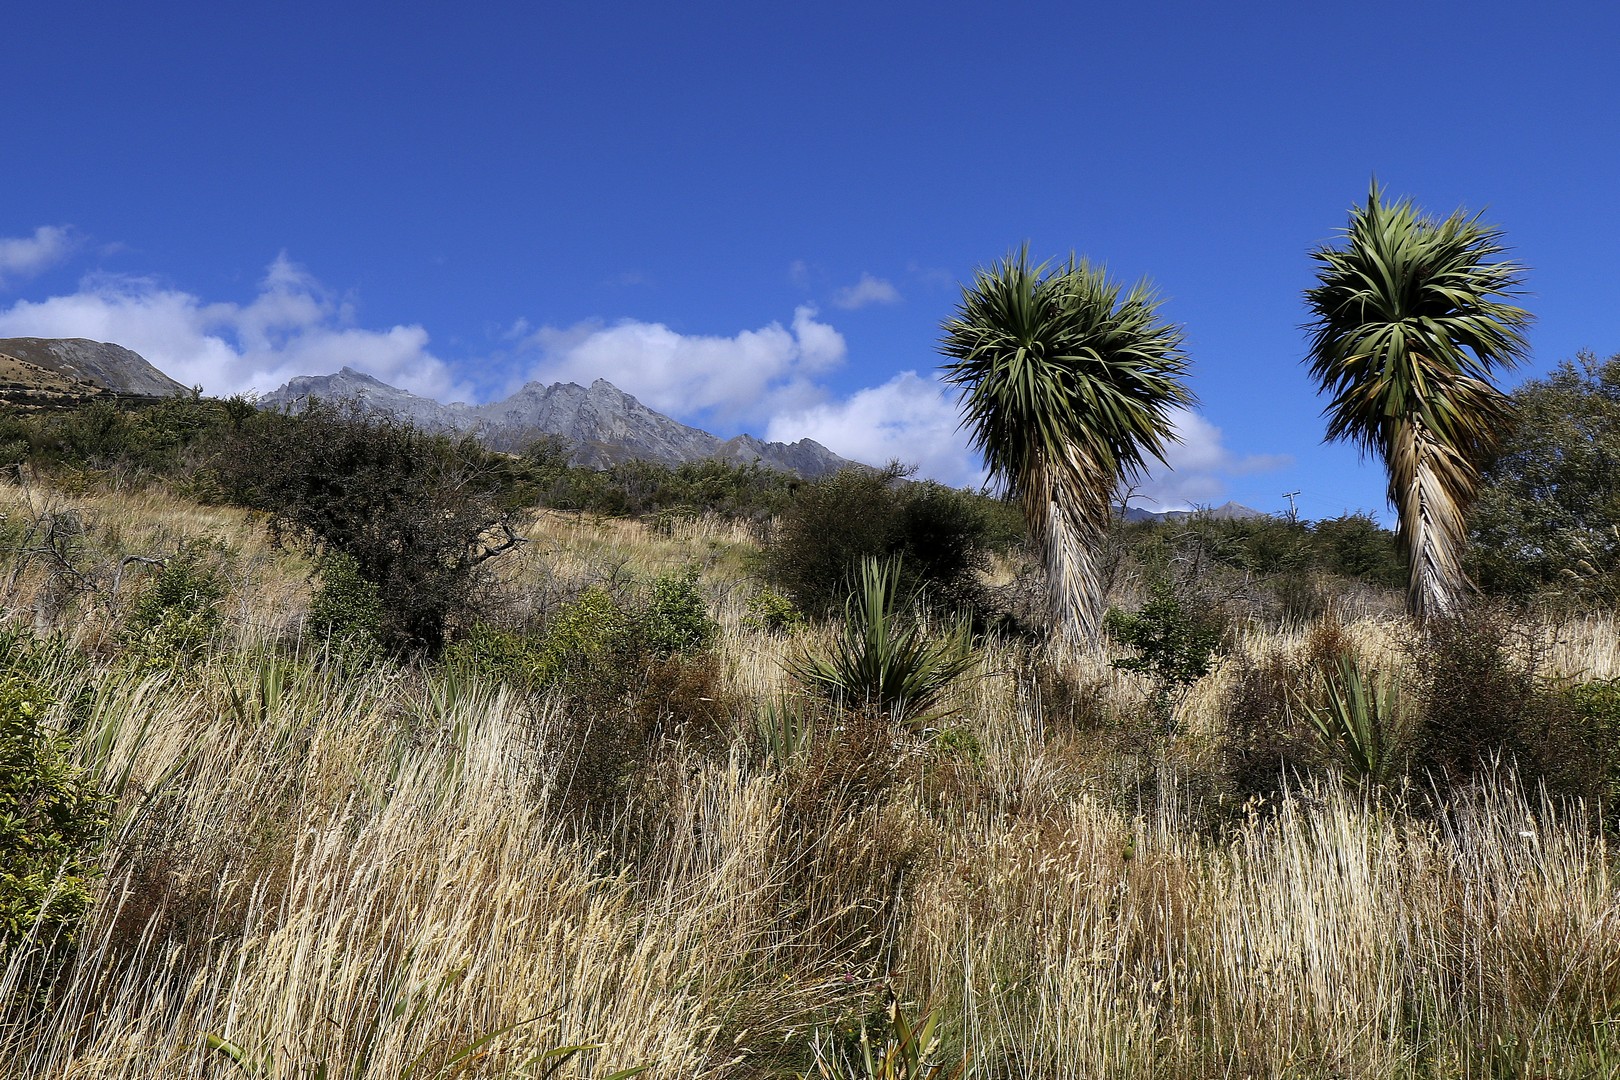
3 478 1619 1078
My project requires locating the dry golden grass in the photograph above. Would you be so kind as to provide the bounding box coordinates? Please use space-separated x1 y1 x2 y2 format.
4 480 1620 1078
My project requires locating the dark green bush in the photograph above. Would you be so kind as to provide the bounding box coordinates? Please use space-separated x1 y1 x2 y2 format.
1219 648 1317 803
0 670 109 956
765 466 1007 616
1411 608 1598 798
218 404 521 654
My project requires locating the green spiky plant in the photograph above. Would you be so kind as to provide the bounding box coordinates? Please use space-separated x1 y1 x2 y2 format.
940 250 1194 643
802 995 967 1080
786 557 977 727
1303 185 1533 621
1298 652 1404 784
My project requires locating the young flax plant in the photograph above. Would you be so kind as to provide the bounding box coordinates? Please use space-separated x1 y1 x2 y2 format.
801 995 967 1080
1298 651 1405 784
785 557 977 728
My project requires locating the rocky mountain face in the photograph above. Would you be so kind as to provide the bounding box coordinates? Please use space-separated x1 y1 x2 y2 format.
260 367 859 478
0 337 190 408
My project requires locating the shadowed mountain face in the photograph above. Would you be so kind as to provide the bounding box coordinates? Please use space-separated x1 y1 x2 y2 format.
259 367 860 478
0 337 190 407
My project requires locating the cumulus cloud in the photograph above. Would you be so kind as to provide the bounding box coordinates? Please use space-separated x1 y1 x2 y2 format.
1132 409 1291 510
0 253 462 400
767 389 1289 511
517 305 846 427
0 226 75 287
767 372 984 486
831 273 902 310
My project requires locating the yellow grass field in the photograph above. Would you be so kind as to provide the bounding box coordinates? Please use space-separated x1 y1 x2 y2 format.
3 479 1619 1079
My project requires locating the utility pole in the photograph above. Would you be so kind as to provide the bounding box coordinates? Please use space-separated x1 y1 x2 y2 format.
1282 491 1301 525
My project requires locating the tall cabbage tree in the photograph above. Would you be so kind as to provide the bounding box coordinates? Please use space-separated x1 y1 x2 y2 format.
940 251 1194 642
1304 186 1532 620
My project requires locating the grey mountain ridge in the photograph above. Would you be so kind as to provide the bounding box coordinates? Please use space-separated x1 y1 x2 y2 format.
258 367 860 477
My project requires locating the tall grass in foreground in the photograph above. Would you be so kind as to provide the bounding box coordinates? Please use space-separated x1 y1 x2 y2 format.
3 484 1620 1077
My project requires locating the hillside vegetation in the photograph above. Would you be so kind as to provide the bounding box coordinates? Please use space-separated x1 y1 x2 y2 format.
2 396 1620 1079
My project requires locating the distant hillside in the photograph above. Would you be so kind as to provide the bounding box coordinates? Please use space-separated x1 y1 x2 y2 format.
0 337 188 408
260 367 861 478
1120 500 1269 524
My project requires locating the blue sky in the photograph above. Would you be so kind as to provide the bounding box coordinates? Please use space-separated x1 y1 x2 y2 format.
3 1 1617 520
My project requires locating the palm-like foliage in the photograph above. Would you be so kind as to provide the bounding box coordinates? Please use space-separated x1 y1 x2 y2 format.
1304 187 1532 620
940 250 1194 641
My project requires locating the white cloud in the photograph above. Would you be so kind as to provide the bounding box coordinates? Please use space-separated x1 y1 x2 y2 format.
0 254 462 400
831 273 902 310
1132 409 1291 510
767 372 984 486
768 390 1290 512
0 226 75 287
518 305 846 427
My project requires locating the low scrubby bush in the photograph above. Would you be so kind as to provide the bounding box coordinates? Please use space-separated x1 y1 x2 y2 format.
0 669 108 959
122 545 228 666
765 466 1011 617
1412 607 1599 798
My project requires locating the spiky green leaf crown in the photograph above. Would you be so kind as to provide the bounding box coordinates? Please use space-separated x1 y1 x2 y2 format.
939 249 1195 509
1303 185 1532 461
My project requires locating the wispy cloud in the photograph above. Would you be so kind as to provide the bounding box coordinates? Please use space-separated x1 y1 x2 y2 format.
0 253 463 400
831 272 902 310
0 226 76 288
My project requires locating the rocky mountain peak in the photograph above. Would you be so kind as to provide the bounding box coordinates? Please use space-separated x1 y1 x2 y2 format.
260 369 861 478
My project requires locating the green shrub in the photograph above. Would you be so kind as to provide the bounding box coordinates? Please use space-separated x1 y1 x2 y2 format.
638 566 716 658
123 546 227 665
1105 580 1224 733
742 589 807 635
1564 678 1620 803
0 671 109 955
766 466 1006 616
307 550 385 663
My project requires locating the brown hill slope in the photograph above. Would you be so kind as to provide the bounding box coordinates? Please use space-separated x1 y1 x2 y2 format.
0 337 188 408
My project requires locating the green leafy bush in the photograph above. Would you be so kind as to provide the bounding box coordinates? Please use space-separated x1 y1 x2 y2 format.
638 566 716 658
307 550 385 662
1105 581 1224 732
742 589 806 635
123 545 227 665
0 671 109 954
